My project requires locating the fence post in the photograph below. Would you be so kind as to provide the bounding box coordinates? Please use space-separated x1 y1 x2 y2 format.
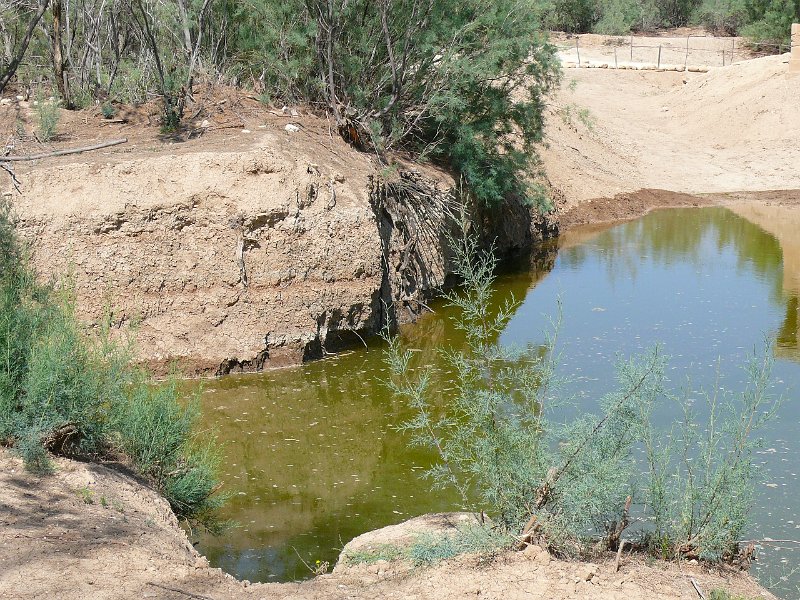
630 35 633 61
576 37 581 68
657 45 662 69
614 47 618 69
684 35 690 69
791 23 800 75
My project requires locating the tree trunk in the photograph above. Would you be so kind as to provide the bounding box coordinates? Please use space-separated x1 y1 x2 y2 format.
0 0 51 95
0 16 14 66
52 0 72 108
176 0 194 58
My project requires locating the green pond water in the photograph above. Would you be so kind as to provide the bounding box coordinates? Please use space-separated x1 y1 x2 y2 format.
193 205 800 597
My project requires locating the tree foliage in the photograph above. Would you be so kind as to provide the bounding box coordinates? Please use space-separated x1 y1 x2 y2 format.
0 0 560 208
538 0 798 39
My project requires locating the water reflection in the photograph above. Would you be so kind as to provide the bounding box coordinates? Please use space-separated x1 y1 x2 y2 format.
194 205 800 597
557 207 783 304
728 204 800 362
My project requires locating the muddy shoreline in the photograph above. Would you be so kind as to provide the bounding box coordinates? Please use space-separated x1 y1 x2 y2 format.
556 188 800 234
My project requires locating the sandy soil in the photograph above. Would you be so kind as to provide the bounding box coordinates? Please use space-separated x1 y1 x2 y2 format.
551 29 760 71
542 45 800 216
0 449 776 600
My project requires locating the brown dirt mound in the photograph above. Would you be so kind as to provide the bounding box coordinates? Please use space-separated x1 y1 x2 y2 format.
557 189 713 230
665 53 797 148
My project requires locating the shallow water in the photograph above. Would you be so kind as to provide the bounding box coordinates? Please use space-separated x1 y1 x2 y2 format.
194 206 800 596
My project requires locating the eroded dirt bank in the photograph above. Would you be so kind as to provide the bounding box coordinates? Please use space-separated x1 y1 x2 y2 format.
13 128 385 376
4 103 550 376
0 449 776 600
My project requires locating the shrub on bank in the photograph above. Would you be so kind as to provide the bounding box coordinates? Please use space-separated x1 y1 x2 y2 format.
386 227 780 563
0 200 222 522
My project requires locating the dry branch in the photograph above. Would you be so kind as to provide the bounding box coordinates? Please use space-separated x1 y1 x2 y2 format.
614 539 627 572
0 138 128 162
690 578 707 600
0 162 20 192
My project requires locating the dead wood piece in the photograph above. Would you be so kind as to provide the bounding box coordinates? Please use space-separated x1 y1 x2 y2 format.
690 578 707 600
145 582 214 600
614 539 627 572
43 423 79 454
1 138 128 161
608 495 632 550
208 122 245 131
516 514 540 550
0 162 20 192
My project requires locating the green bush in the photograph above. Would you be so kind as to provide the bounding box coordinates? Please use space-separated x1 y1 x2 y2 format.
112 377 224 518
0 200 223 522
638 350 779 560
594 0 642 33
225 0 318 102
34 97 60 142
386 231 656 551
109 60 159 106
694 0 748 34
738 0 800 45
545 0 597 32
386 227 780 560
101 102 116 119
408 524 515 565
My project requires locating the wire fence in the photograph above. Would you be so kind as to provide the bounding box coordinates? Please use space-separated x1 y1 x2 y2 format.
569 34 790 70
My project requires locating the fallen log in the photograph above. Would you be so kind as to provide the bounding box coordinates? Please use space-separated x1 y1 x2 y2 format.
1 138 128 162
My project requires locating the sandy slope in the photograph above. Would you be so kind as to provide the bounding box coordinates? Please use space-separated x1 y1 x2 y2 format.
542 52 800 209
